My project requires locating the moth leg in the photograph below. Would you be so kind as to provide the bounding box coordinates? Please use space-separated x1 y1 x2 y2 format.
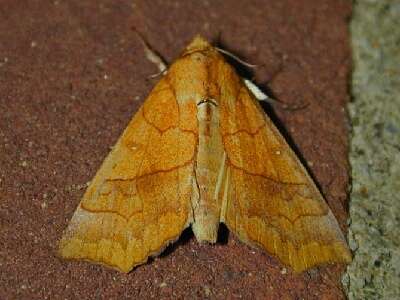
243 79 270 102
244 79 308 110
135 31 168 76
143 45 167 76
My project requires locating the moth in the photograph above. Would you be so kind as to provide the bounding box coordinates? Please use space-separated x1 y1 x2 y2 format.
59 36 351 273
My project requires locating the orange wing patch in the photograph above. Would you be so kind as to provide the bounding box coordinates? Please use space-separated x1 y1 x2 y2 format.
59 77 196 273
218 71 351 272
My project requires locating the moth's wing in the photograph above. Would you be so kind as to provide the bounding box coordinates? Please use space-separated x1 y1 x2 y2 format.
59 77 196 273
219 78 352 273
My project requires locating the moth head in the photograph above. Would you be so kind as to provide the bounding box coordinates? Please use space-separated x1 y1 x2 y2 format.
182 35 215 56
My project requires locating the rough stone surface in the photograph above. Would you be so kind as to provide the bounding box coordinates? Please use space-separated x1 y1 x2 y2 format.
0 1 351 299
345 1 400 299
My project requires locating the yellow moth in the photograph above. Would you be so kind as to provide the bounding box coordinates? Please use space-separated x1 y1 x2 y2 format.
59 36 352 273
